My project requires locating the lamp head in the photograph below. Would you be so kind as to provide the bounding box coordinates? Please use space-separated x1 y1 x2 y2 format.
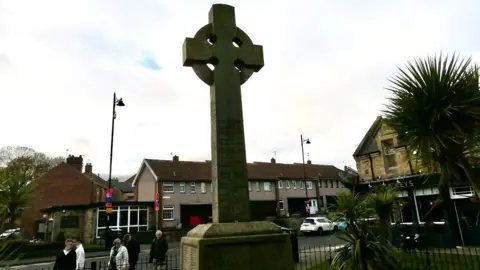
116 98 125 107
305 139 311 144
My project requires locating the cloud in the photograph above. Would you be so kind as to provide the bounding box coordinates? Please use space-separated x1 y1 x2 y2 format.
1 0 480 175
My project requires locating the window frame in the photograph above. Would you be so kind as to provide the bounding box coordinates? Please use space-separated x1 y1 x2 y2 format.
263 182 272 192
292 181 297 189
306 181 313 190
179 182 186 193
162 206 175 221
285 180 291 189
278 180 283 189
96 206 149 238
201 182 206 193
255 181 260 191
163 182 174 193
279 200 285 211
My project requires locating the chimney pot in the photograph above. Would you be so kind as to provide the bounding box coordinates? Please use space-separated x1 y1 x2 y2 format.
85 163 93 173
66 155 83 172
173 155 179 162
270 158 276 164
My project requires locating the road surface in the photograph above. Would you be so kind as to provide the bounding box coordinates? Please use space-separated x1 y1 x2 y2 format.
5 235 344 269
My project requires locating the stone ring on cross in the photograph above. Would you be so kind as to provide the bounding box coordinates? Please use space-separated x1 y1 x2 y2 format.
182 4 264 86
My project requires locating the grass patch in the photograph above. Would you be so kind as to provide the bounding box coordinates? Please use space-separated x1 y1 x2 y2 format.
305 252 480 269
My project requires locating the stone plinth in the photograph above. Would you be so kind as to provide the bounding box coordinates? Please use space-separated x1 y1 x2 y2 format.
180 221 294 270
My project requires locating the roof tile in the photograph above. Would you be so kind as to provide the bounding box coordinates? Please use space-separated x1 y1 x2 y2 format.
144 159 342 181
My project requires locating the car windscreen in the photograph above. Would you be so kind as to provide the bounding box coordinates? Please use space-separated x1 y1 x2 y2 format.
303 218 315 224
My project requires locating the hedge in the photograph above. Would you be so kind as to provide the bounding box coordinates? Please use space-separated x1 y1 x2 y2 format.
0 240 104 260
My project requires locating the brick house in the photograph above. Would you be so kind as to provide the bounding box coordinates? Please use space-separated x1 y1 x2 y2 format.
132 155 347 230
21 155 123 238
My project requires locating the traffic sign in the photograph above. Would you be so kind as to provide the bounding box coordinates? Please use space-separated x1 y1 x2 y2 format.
105 202 112 208
106 207 113 214
154 202 160 212
155 192 160 200
105 197 113 203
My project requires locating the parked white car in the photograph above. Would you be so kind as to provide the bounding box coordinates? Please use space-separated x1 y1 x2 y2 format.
0 228 21 239
300 217 338 235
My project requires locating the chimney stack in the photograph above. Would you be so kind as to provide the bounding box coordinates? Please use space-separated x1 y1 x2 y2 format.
307 160 312 165
85 163 93 173
66 155 83 172
270 157 276 164
172 155 179 162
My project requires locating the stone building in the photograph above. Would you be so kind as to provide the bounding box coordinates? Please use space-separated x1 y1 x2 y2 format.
351 116 475 246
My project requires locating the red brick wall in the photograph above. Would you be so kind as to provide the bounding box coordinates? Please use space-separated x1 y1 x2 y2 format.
22 163 100 238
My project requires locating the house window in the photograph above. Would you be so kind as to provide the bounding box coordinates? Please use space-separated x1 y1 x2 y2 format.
330 180 334 188
278 180 283 189
248 182 252 191
201 182 206 193
335 180 339 188
255 182 260 191
210 183 213 193
279 200 285 211
179 182 186 193
162 206 174 221
264 182 272 192
292 181 297 189
163 182 174 193
382 139 397 170
285 180 291 189
190 182 196 193
318 180 322 188
96 206 149 238
300 181 304 189
306 181 313 190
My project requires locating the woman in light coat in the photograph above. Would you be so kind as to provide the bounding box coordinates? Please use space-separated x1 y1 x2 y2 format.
108 238 129 270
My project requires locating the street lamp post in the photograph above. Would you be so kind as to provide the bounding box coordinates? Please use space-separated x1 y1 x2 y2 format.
105 92 125 250
300 134 311 213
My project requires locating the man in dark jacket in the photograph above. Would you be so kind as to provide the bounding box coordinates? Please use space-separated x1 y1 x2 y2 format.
149 230 168 269
53 238 77 270
123 233 141 270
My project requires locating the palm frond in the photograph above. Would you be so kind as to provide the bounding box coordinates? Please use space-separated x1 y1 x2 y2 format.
384 53 480 189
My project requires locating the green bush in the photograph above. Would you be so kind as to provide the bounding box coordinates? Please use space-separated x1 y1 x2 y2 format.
0 240 104 260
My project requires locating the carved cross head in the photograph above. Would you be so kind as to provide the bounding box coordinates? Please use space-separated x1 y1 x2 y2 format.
182 4 264 86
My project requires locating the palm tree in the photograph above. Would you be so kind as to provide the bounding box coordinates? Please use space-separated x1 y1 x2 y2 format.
0 170 35 229
384 53 480 192
366 185 399 244
330 192 399 270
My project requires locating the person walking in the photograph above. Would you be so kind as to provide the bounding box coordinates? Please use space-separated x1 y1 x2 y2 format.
72 237 85 270
123 234 141 270
53 238 77 270
108 238 129 270
149 230 168 270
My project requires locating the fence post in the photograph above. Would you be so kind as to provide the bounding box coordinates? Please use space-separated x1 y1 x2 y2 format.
90 261 97 270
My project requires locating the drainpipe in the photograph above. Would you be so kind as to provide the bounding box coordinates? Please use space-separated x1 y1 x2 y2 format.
368 154 375 180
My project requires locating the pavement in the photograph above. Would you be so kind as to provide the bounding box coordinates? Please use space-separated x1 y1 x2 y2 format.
2 235 345 270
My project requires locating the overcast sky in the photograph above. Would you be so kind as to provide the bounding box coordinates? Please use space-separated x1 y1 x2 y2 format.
0 0 479 176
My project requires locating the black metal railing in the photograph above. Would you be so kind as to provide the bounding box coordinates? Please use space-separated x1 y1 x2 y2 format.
8 245 480 270
294 245 480 270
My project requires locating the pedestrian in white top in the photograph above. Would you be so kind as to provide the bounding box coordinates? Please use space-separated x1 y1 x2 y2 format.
72 237 85 270
109 238 129 270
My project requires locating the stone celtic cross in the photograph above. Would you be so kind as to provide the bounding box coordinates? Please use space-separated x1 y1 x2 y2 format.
182 4 264 223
